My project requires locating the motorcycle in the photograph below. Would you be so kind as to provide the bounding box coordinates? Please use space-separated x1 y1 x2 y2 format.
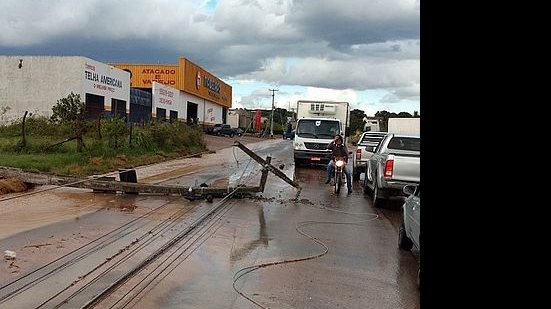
333 157 346 194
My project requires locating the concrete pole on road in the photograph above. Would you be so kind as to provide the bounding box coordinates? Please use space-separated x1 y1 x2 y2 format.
269 88 278 138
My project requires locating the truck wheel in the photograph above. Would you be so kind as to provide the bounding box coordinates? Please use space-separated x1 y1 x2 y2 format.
363 174 372 194
398 222 413 250
372 179 386 208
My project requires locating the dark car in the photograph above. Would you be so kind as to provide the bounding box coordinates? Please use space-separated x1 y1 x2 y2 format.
207 123 223 135
215 124 240 137
235 128 244 137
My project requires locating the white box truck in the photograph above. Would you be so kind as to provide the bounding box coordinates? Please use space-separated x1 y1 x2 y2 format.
293 100 350 164
387 118 420 135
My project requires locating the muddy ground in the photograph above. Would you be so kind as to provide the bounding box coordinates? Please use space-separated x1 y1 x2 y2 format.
0 135 419 308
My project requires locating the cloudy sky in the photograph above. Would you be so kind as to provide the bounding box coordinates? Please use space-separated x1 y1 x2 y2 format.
0 0 420 115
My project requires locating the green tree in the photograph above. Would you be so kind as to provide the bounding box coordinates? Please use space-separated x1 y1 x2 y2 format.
50 92 86 152
349 109 366 134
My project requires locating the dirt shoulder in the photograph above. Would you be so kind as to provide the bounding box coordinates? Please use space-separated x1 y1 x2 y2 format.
0 178 28 194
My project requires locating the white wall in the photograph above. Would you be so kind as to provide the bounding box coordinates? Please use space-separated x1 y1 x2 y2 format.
227 112 239 128
0 56 130 123
203 100 224 125
0 56 82 122
152 82 183 120
180 91 224 125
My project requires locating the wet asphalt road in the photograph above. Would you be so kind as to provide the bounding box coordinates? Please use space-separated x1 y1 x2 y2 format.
0 138 419 308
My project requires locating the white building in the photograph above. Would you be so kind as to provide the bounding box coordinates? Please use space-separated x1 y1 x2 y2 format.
0 56 130 123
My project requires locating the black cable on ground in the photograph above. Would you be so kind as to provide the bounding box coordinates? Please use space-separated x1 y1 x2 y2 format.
232 206 379 308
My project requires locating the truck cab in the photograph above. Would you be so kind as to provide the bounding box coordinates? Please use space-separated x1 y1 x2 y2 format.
293 118 342 164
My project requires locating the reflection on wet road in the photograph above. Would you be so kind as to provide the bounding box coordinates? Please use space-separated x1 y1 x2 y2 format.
230 206 270 264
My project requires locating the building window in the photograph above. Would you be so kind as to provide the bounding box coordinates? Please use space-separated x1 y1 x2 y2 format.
85 93 105 120
169 110 178 122
156 108 166 121
111 99 127 121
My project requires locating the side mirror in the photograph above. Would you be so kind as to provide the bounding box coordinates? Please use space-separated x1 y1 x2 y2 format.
403 185 417 196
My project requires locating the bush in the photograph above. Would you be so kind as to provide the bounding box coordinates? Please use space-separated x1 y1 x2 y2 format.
133 129 153 150
101 117 127 149
149 121 172 147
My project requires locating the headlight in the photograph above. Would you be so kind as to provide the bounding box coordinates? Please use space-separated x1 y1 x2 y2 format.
294 141 304 150
335 160 344 167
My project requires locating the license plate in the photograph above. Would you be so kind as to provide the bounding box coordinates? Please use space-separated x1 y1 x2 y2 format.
311 157 321 161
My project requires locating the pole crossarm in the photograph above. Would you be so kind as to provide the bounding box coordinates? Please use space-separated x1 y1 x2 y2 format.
233 141 300 189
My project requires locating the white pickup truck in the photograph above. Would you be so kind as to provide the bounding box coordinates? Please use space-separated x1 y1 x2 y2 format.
363 133 420 207
352 131 388 181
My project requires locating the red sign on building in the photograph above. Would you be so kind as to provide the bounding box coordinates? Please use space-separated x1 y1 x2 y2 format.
255 109 262 132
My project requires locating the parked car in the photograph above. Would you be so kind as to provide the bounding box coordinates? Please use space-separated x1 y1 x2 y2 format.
352 132 387 181
399 184 420 289
214 124 240 137
235 128 244 137
207 123 223 135
283 129 295 140
363 133 420 207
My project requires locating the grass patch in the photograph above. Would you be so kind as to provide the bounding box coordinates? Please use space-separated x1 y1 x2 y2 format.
0 121 207 177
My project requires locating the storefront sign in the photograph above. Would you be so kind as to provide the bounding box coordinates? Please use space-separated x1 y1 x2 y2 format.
83 60 129 101
153 82 181 115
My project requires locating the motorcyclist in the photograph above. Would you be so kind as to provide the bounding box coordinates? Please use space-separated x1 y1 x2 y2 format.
324 134 352 194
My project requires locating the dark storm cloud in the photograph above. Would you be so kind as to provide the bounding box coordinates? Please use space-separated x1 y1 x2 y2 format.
286 0 420 48
0 0 420 100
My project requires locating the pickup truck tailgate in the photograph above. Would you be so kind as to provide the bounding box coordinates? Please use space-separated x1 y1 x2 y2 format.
390 154 420 183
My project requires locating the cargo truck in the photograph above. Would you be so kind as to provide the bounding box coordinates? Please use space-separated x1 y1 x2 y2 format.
387 118 420 135
293 100 350 164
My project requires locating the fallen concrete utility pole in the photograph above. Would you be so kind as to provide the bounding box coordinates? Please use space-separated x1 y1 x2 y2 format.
0 141 301 201
0 166 261 200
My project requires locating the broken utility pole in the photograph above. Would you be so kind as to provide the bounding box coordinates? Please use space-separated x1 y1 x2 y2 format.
0 142 301 201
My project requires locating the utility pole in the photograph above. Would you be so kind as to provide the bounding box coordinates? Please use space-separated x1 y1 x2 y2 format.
269 88 278 138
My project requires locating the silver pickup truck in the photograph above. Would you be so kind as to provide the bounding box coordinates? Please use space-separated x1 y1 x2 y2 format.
363 133 420 207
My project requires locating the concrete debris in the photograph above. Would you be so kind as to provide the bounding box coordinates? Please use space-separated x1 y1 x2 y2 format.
4 250 16 260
